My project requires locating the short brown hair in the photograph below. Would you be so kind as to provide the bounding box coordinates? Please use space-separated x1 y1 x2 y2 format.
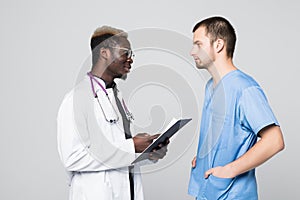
193 16 236 58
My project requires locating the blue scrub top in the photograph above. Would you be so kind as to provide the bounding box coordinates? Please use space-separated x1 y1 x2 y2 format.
188 70 279 200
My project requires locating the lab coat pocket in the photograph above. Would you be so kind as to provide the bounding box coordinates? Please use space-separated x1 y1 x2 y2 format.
205 175 235 200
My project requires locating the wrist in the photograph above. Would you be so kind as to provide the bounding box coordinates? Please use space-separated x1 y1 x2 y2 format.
224 163 238 178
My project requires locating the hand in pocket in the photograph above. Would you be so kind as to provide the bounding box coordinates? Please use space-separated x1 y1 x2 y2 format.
204 166 235 179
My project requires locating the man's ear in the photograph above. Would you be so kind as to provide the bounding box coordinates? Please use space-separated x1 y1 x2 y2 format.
214 39 224 53
100 47 110 60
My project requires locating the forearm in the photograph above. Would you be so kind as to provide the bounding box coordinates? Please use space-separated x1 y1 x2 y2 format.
59 139 135 172
57 97 136 172
226 126 284 177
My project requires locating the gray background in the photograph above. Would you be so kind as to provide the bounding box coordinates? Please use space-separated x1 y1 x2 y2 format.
0 0 299 199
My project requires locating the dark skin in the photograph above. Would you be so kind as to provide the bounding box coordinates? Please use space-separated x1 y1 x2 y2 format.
91 37 168 160
149 138 169 160
133 133 160 153
133 133 169 160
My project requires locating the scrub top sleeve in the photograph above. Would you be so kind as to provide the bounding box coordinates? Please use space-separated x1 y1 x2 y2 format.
238 86 279 135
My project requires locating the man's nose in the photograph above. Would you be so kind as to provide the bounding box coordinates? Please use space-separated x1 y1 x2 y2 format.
126 57 133 64
190 46 197 56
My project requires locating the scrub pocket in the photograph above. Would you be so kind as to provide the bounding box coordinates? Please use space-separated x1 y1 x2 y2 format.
204 175 235 200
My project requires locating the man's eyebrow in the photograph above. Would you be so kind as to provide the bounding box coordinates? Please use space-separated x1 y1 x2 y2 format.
193 40 200 44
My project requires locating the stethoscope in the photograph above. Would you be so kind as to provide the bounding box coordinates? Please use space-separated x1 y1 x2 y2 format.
87 72 134 124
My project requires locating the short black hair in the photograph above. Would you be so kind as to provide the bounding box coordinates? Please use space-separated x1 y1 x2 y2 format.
90 33 114 50
90 34 116 66
90 26 128 66
193 16 236 58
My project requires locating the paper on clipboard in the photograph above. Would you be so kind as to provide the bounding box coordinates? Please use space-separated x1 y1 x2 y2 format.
131 118 192 164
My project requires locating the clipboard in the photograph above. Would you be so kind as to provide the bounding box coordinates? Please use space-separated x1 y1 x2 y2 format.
131 118 192 164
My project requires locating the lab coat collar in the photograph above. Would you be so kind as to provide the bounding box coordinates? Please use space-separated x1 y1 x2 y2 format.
85 74 118 95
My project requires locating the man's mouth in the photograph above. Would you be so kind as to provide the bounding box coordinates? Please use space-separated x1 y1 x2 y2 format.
124 66 131 73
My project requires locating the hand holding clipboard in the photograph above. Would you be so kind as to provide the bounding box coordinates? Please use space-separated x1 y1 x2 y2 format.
132 118 192 164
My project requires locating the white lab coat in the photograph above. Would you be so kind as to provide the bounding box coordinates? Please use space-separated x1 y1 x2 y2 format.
57 75 145 200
